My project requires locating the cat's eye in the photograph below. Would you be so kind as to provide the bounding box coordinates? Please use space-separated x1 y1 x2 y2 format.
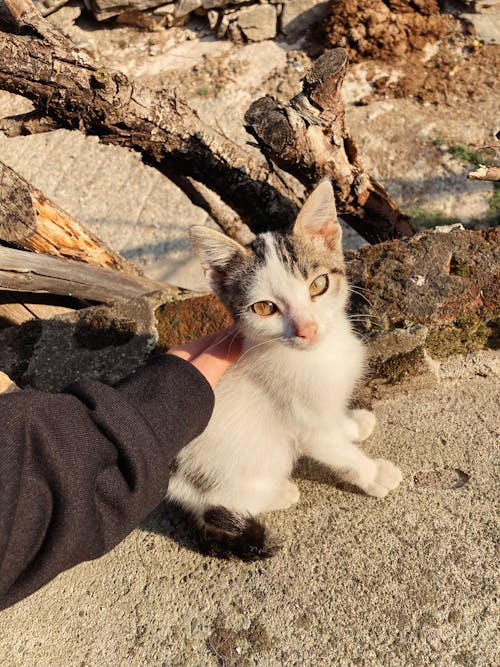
309 274 329 297
251 301 278 316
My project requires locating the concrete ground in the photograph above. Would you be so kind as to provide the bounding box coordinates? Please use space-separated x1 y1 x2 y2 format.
0 21 498 667
0 351 498 666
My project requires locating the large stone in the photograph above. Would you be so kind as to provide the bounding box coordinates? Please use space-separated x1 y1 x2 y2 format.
174 0 201 16
236 4 277 42
0 229 496 393
280 0 329 38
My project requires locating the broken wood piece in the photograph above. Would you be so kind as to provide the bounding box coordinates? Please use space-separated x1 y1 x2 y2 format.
0 289 79 327
467 165 500 182
0 161 144 275
0 246 176 303
245 49 415 243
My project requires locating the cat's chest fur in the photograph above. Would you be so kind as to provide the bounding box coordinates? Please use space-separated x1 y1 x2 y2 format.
218 320 364 434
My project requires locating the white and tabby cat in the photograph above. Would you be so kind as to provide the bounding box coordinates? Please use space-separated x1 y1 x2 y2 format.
167 179 402 559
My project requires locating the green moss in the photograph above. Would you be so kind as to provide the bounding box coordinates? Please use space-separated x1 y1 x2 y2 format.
432 137 492 168
407 207 461 231
426 317 499 359
489 183 500 212
449 257 471 277
372 347 425 384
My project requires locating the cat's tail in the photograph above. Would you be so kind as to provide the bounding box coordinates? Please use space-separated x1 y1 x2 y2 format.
198 506 281 561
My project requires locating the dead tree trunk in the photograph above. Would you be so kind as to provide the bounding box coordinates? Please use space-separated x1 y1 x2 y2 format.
0 0 414 243
0 161 143 274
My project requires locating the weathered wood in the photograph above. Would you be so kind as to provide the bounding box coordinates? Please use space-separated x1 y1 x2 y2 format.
0 246 176 303
0 290 77 326
468 165 500 182
0 0 413 242
245 50 415 243
0 161 144 275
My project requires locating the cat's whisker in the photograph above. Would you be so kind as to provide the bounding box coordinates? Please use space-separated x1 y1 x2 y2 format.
349 287 375 308
350 284 376 296
236 336 284 364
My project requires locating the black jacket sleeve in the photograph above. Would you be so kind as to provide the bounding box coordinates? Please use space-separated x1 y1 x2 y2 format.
0 354 214 611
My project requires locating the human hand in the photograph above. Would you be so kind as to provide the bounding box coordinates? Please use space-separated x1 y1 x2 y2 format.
167 325 242 389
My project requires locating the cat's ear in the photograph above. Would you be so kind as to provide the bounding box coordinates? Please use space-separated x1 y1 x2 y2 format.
293 179 341 249
190 225 249 288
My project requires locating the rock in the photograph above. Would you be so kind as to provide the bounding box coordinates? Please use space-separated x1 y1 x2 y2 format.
236 4 277 42
347 227 499 388
0 294 164 392
87 0 169 21
174 0 201 16
280 0 329 38
46 3 82 33
461 12 500 44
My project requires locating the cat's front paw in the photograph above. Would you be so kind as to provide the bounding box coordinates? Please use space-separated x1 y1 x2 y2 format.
350 409 377 441
365 459 402 498
269 480 300 511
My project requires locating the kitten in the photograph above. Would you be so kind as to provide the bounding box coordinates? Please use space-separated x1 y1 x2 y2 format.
167 179 402 559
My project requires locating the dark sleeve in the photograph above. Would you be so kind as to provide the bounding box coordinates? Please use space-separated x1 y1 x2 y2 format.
0 354 214 611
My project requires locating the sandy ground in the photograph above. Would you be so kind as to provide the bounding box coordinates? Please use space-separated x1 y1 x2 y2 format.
0 351 498 666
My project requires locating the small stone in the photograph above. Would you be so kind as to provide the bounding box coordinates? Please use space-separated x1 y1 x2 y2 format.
174 0 201 17
207 9 220 29
236 4 277 42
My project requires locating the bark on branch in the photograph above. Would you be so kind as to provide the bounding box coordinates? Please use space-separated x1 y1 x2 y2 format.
0 2 299 235
245 50 414 243
0 0 414 243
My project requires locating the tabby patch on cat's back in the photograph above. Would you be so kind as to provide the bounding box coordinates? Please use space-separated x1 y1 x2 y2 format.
167 179 402 560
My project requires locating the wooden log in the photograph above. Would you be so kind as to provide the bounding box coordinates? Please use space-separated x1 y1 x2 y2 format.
0 0 414 242
0 161 143 275
245 50 415 243
0 246 177 303
0 290 78 327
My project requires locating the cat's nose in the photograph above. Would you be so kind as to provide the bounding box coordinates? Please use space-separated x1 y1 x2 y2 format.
295 321 318 344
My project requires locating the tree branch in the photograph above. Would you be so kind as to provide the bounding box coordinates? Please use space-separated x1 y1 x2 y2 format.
0 161 144 275
0 246 176 303
245 50 415 243
0 0 414 243
468 165 500 182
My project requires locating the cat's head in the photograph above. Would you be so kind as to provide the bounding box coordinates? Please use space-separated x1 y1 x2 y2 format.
190 179 348 349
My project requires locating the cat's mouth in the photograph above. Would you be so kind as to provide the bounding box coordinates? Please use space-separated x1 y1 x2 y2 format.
284 335 320 350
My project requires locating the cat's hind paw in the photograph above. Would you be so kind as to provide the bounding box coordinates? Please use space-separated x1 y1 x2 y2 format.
365 459 402 498
350 409 377 442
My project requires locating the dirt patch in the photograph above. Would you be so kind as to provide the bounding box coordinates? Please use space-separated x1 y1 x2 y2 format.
317 0 452 62
316 0 499 107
